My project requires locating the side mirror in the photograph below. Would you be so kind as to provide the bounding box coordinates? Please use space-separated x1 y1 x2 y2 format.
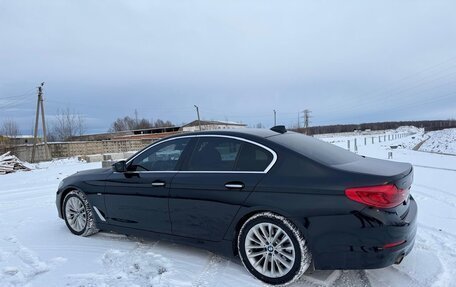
112 160 127 172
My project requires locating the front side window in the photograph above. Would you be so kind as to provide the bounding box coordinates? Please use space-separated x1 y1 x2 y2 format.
129 138 190 171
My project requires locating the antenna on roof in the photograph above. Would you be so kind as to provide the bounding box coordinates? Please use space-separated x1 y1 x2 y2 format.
271 125 287 134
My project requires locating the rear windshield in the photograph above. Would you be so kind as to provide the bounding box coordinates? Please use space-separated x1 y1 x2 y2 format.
269 132 360 165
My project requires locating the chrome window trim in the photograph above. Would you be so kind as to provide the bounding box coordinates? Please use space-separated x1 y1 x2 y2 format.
125 134 278 174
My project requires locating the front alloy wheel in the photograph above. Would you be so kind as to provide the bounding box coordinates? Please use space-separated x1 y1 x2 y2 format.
238 212 311 285
63 190 99 237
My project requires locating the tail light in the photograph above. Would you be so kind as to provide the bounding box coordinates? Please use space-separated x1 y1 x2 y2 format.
345 184 409 209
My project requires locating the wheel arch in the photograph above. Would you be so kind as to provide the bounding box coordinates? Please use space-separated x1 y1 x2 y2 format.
60 187 100 237
234 209 313 285
231 207 309 257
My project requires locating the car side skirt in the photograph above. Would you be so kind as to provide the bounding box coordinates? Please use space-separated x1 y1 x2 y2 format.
96 222 236 259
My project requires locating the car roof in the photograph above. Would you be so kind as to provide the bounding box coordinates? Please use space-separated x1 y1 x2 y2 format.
153 129 362 167
172 128 281 139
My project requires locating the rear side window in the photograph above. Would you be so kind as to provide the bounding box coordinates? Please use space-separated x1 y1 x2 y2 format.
187 137 241 171
235 142 273 171
185 137 274 172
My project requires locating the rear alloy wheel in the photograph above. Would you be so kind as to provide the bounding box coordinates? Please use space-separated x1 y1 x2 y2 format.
238 212 311 286
63 190 99 237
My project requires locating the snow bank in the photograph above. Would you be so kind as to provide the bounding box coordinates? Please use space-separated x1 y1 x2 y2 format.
0 243 49 287
65 247 171 287
420 128 456 155
395 126 423 134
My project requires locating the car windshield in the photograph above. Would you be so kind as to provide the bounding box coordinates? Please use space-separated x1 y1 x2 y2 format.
270 132 360 165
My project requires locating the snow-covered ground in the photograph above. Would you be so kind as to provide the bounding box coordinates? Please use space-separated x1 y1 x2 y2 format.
316 126 425 151
1 128 455 287
419 128 456 155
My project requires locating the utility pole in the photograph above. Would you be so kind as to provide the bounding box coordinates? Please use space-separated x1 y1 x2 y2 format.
303 109 312 134
298 112 300 129
273 110 277 126
134 109 139 127
194 105 201 131
31 83 50 163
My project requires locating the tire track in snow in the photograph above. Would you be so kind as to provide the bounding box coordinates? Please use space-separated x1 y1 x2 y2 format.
412 135 430 151
413 165 456 171
64 243 171 287
326 270 371 287
296 270 372 287
412 188 456 208
415 224 456 287
296 270 343 287
387 265 428 287
0 184 56 196
414 183 456 199
31 235 160 255
0 234 51 286
0 197 55 212
192 254 228 287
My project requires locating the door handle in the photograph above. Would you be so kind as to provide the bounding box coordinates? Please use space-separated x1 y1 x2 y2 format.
151 181 166 187
225 182 245 190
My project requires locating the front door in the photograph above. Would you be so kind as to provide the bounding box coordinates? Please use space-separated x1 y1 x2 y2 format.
104 137 191 234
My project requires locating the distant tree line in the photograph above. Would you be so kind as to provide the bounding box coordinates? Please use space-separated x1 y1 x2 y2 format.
109 111 174 132
293 119 456 135
0 119 20 149
1 119 20 138
0 108 86 143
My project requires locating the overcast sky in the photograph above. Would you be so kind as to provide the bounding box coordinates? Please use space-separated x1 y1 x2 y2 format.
1 0 455 134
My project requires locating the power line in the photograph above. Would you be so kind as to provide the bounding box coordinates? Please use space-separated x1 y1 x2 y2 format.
0 95 35 111
0 88 36 111
357 55 456 98
349 68 456 109
0 87 36 100
318 56 456 115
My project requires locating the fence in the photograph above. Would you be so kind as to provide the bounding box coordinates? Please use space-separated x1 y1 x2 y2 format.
343 132 416 153
320 132 415 152
6 139 156 162
5 131 418 162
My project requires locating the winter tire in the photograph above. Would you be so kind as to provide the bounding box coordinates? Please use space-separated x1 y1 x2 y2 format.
63 190 99 237
238 212 311 286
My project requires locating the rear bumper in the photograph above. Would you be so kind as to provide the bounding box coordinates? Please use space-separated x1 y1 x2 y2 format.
306 196 418 270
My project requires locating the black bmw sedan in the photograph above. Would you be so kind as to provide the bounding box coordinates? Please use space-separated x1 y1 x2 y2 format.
56 127 417 285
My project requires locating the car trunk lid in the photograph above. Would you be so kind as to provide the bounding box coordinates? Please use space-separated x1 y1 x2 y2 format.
337 157 414 210
332 156 412 180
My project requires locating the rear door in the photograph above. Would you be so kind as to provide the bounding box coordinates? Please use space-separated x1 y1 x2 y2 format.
169 135 276 241
104 137 192 234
